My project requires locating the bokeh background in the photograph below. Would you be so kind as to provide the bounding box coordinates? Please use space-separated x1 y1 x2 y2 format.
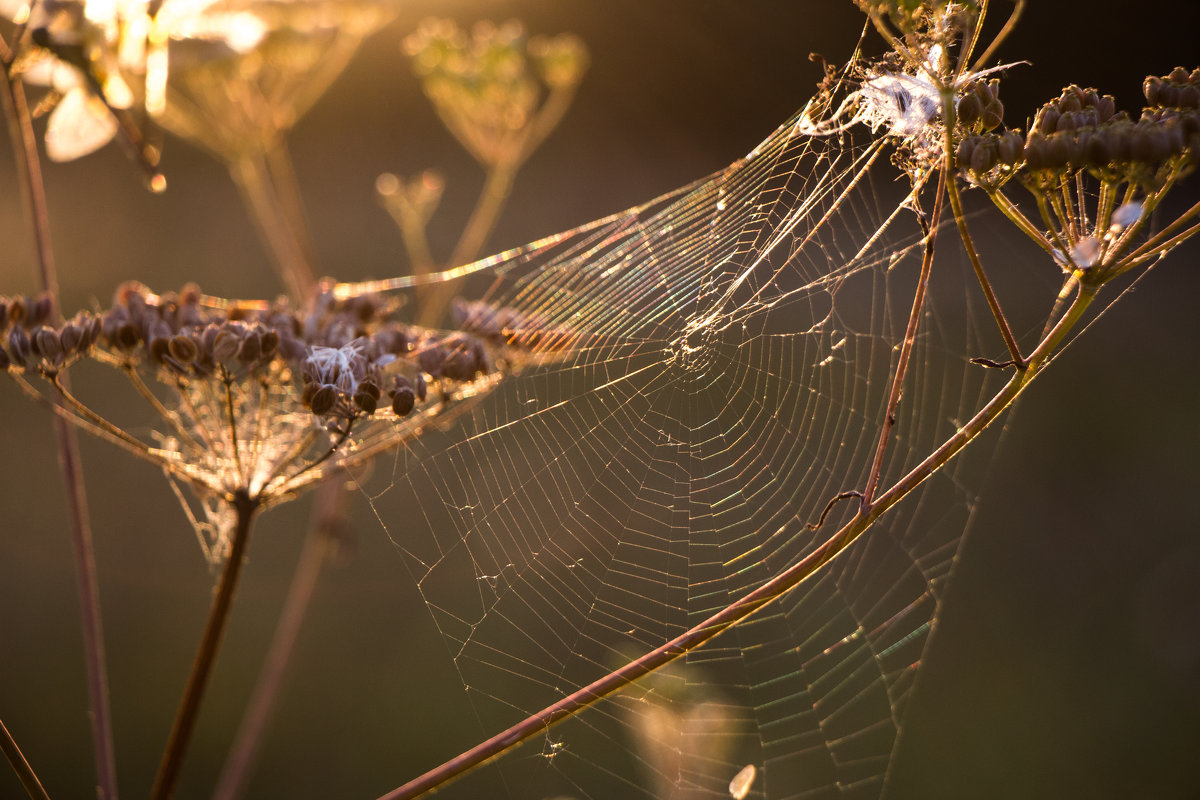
1 2 1197 798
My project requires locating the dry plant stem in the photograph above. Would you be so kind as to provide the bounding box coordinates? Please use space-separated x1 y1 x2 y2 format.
382 274 1101 800
151 492 261 800
986 189 1056 254
417 161 519 328
971 0 1025 72
264 142 320 277
941 93 1025 367
230 152 317 302
0 718 51 800
0 41 119 800
862 168 944 507
213 477 349 800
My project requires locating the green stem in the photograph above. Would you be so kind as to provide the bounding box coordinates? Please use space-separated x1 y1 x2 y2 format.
150 492 260 800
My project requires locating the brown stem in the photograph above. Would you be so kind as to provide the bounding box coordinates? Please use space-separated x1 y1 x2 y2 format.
380 279 1100 800
213 477 349 800
0 39 119 800
862 167 945 506
941 93 1025 368
151 492 261 800
230 152 317 303
971 0 1026 71
417 161 519 328
1 717 52 800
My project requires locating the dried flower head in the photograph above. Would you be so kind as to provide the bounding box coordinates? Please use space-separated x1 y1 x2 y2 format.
404 17 589 168
1 281 554 562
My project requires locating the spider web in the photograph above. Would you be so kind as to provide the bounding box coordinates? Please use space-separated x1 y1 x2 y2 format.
359 103 1004 799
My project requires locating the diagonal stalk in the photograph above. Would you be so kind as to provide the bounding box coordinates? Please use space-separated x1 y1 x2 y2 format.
151 492 260 800
0 37 119 800
1 717 52 800
380 271 1099 800
862 167 945 506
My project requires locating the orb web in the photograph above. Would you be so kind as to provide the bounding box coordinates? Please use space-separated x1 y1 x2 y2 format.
358 103 1004 799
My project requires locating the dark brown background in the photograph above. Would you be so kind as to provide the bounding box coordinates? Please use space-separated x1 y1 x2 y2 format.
1 2 1197 798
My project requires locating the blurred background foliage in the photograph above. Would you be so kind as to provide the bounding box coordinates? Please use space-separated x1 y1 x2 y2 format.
0 2 1197 798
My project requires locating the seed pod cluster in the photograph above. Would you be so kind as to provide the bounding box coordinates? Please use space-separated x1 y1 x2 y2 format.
1143 67 1200 110
97 283 297 378
0 294 99 370
1010 75 1198 191
452 298 566 350
956 79 1004 132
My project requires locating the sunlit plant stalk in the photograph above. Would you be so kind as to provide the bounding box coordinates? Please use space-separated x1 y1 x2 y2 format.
0 719 50 800
213 475 350 800
0 33 119 800
150 492 260 800
381 3 1200 795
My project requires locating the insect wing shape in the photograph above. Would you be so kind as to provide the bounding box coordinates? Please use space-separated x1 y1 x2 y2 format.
45 85 119 161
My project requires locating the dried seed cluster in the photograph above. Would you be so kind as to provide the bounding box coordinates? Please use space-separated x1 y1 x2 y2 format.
956 72 1199 190
3 281 550 513
0 293 99 371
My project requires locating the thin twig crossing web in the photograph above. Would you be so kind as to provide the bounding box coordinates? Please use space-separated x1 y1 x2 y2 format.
348 100 1002 799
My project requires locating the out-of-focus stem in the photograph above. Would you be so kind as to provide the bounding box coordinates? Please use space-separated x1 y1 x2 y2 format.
230 152 318 303
417 161 518 328
212 476 350 800
0 39 119 800
1 717 52 800
151 492 260 800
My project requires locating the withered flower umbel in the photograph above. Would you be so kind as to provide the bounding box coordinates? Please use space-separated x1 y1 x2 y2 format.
0 281 550 562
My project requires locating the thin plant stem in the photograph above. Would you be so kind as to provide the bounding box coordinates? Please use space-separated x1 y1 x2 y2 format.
264 142 319 277
151 491 261 800
1 717 52 800
0 38 119 800
229 152 317 303
213 476 350 800
941 92 1025 368
417 160 519 328
862 166 945 506
970 0 1025 72
986 189 1056 254
380 277 1101 800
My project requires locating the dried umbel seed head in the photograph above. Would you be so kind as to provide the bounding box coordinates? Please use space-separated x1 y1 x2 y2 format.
59 321 84 355
308 384 338 416
31 326 63 363
27 293 53 327
353 388 378 415
996 130 1024 165
6 296 25 327
7 326 31 367
211 328 241 362
237 330 262 363
168 334 199 363
957 91 983 127
1145 68 1200 109
391 385 416 416
440 334 490 382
